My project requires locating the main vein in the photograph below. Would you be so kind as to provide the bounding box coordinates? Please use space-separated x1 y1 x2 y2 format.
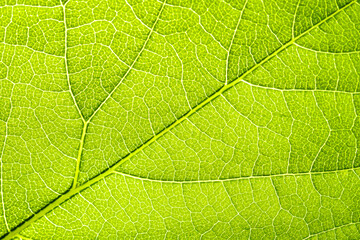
2 1 356 239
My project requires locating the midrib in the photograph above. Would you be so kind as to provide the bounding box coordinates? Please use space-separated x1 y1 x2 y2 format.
3 1 356 239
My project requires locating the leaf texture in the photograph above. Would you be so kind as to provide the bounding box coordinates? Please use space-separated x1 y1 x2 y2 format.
1 0 360 239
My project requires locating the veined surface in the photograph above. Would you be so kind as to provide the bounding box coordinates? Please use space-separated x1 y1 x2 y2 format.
1 0 360 239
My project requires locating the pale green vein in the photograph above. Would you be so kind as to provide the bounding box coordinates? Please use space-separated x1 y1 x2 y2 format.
0 110 12 234
225 0 248 84
0 4 61 8
303 222 360 239
113 167 360 184
0 85 14 234
0 42 65 58
240 79 359 94
2 1 356 239
86 0 167 122
72 122 88 189
63 0 88 190
292 0 301 38
294 42 360 54
14 234 33 240
62 0 84 122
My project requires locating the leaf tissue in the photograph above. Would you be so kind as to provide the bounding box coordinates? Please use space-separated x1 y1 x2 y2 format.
1 0 360 239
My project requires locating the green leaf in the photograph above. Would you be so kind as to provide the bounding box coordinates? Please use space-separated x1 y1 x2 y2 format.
1 0 360 239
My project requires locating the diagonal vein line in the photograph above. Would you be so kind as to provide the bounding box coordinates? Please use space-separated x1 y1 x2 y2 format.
71 0 166 194
303 222 360 239
62 1 85 122
2 1 356 239
113 166 360 184
86 0 167 122
225 0 248 84
71 121 88 189
109 0 357 172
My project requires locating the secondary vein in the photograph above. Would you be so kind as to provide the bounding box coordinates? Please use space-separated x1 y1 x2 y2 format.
62 1 85 122
86 0 167 122
113 167 360 184
72 121 88 189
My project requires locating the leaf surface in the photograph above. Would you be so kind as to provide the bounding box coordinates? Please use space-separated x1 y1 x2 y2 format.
1 0 360 239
